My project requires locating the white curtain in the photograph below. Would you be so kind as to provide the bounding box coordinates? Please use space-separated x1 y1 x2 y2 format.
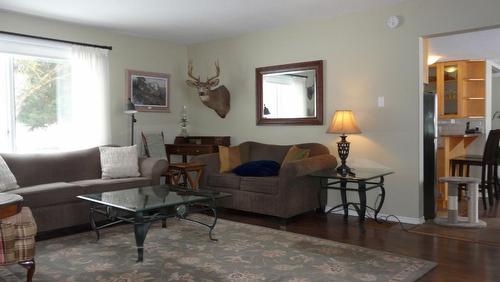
67 45 110 149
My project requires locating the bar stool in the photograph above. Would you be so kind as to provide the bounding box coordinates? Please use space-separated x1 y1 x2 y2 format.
436 176 486 228
449 129 500 209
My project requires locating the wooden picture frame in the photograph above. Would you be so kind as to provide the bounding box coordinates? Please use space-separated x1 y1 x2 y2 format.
126 69 170 112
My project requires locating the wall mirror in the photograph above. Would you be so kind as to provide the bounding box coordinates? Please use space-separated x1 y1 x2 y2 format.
256 60 323 125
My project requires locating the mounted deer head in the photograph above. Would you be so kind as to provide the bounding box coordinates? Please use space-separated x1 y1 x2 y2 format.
186 60 230 118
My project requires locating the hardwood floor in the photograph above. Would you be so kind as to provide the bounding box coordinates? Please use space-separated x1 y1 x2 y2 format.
216 203 500 282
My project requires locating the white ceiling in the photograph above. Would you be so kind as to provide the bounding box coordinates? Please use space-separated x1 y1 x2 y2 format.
0 0 405 45
429 27 500 67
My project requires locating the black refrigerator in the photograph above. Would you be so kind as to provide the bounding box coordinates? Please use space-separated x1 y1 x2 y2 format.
423 91 438 219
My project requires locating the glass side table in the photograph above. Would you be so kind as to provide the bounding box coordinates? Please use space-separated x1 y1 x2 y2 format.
310 167 394 229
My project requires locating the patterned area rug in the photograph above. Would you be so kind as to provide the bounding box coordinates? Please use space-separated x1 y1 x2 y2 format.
2 215 436 281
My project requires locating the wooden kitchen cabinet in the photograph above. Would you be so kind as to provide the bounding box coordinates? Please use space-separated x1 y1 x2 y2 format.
430 60 485 119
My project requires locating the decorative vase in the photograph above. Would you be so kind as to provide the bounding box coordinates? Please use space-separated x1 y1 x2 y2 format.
180 105 189 137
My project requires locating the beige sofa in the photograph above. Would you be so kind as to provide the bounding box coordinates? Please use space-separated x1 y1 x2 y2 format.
191 141 337 219
1 147 168 233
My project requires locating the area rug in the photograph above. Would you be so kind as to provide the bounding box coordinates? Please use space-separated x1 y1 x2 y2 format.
409 217 500 247
2 215 436 282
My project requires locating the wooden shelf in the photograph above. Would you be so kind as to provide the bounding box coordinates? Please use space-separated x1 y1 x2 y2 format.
464 97 485 100
464 78 485 81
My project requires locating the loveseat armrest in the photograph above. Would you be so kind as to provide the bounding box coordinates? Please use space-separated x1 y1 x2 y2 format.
138 158 168 185
190 153 220 187
280 154 337 179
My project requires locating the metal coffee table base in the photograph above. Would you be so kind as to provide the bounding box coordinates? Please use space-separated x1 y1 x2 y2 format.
89 200 219 262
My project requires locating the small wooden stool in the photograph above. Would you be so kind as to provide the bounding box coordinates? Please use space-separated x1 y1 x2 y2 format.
168 162 206 189
436 176 486 228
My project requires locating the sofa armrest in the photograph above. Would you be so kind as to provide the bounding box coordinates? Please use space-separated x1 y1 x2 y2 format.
138 158 168 185
280 154 337 179
190 153 220 187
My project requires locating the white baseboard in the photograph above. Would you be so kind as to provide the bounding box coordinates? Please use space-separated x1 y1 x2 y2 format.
325 206 425 225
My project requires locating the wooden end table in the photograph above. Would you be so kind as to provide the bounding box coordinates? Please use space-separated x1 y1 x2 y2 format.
168 162 206 189
0 193 23 219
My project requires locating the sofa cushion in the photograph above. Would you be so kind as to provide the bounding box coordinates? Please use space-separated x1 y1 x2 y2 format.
99 145 141 179
245 142 291 164
218 146 241 173
1 147 102 187
207 173 241 190
70 177 151 194
0 156 19 192
15 182 84 208
233 160 280 177
240 176 279 195
282 145 310 165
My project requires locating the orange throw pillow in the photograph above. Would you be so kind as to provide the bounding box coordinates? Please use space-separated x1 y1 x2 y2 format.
219 146 241 173
282 145 310 165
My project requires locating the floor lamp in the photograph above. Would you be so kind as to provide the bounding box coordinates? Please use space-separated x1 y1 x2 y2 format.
125 98 138 145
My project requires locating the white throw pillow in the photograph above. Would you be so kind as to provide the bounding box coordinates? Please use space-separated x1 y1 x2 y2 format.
99 145 141 179
0 156 19 192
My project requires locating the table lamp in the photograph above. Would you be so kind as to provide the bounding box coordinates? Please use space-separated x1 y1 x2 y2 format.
327 110 361 174
124 98 138 145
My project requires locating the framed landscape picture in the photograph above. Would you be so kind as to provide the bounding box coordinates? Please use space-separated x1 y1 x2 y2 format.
126 70 170 112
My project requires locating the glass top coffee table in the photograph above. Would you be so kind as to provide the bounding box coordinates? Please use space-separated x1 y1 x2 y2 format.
77 185 231 262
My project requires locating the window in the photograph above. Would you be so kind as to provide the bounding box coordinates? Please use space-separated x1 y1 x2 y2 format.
0 35 110 153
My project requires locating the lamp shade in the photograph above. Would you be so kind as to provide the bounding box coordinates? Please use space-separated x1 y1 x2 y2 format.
327 110 361 134
124 98 138 114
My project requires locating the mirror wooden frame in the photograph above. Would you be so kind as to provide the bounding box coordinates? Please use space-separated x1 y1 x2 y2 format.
256 60 323 125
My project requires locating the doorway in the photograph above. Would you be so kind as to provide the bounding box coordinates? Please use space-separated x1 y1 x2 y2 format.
421 26 500 223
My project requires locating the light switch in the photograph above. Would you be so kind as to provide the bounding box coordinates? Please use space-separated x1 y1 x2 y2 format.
377 96 385 107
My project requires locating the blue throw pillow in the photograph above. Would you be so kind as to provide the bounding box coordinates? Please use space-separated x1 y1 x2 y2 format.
232 160 281 177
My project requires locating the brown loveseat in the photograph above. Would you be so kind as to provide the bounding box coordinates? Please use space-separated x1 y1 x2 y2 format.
191 141 337 219
1 147 168 233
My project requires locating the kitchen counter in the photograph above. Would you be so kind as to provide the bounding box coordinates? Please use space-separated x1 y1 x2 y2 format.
439 133 483 138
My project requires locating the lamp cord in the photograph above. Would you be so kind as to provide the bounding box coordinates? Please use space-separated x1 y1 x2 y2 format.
326 194 410 232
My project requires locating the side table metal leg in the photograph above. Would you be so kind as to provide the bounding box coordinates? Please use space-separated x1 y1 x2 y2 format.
317 178 327 213
134 212 151 262
374 176 386 221
358 181 367 226
340 180 348 221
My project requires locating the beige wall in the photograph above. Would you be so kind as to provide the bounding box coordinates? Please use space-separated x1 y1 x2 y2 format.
186 0 500 220
2 0 500 220
0 11 188 146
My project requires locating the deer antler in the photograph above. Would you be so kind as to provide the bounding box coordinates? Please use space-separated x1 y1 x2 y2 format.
187 60 200 82
206 60 220 83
